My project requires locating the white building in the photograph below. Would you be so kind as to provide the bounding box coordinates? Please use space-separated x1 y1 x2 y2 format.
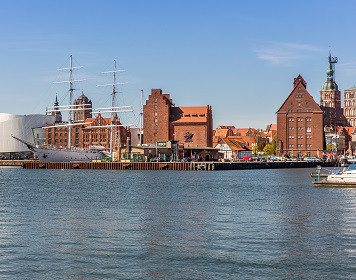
215 137 252 160
0 113 54 153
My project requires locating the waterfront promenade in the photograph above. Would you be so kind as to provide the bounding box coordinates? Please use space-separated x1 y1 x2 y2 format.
0 160 335 170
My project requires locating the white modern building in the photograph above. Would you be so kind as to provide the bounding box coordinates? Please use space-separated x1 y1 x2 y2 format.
0 113 54 153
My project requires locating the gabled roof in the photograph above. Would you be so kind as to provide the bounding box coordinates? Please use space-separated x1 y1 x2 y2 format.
277 75 322 113
266 123 277 132
218 137 252 151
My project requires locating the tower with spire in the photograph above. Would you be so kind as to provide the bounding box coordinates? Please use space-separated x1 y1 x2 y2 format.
47 94 62 123
73 91 92 122
319 52 347 128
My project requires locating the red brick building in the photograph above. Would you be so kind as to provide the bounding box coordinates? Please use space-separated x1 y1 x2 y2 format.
46 113 129 151
73 92 92 122
143 89 213 147
343 86 356 126
277 75 324 157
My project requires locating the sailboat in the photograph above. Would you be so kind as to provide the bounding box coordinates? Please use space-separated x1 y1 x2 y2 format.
12 56 131 162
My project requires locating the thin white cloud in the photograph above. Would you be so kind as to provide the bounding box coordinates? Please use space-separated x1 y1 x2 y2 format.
255 42 324 65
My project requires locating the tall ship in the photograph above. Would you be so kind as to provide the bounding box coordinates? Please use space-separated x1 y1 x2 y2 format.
13 56 131 162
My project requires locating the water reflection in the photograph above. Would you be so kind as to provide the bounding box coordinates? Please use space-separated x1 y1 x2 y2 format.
0 168 355 279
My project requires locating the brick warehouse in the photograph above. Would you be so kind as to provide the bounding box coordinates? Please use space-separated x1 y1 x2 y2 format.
143 89 213 147
276 75 324 157
46 93 129 152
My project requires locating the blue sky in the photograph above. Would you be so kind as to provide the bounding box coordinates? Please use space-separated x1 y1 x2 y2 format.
1 0 356 128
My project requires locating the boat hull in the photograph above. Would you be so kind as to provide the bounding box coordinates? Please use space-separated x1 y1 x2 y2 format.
31 147 103 162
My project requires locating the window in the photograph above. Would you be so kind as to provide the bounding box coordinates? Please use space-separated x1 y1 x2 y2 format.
298 135 303 139
154 98 158 103
199 114 205 117
154 112 157 117
154 125 158 130
192 114 198 117
306 144 312 148
306 117 312 121
298 102 302 107
288 144 294 148
288 109 293 113
154 105 158 109
288 118 294 122
297 109 302 112
154 132 157 137
184 114 190 117
298 127 303 130
306 135 312 139
288 127 294 130
297 117 303 122
288 135 294 139
298 144 303 148
154 118 157 123
306 127 311 132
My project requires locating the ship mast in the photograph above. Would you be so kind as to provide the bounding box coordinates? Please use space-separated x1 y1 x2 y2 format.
97 60 129 159
55 55 85 149
110 60 117 156
68 55 74 148
139 89 144 145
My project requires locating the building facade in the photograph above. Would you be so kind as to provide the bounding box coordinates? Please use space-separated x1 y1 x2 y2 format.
215 137 252 160
277 75 324 157
143 89 213 147
0 113 54 153
343 86 356 126
74 92 92 122
46 113 129 152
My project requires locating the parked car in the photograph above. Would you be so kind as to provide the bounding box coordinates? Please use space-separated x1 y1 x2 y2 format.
303 157 322 162
150 157 165 162
180 157 192 162
268 157 279 161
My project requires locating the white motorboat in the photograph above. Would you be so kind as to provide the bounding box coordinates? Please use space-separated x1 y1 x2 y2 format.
325 164 356 183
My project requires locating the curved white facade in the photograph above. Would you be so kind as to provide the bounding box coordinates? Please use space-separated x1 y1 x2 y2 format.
0 113 54 153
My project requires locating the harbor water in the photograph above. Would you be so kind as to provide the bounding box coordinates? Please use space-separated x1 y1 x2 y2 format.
0 168 355 279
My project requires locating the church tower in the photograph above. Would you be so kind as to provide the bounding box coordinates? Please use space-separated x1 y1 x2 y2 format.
47 94 62 123
73 91 92 122
319 52 347 128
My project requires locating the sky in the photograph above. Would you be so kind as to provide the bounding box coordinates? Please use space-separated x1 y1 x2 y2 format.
1 0 356 129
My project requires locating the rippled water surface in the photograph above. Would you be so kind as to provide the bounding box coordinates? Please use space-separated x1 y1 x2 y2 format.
0 168 356 279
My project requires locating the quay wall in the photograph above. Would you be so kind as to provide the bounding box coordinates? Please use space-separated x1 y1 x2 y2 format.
0 160 335 171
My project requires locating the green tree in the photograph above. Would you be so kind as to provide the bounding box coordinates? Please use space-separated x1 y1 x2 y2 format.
271 136 277 155
263 144 274 155
326 143 335 151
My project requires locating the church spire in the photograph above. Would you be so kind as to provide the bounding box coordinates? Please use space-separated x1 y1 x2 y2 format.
54 93 59 105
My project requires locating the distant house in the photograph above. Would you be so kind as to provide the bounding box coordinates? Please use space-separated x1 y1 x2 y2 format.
215 137 252 160
265 123 277 142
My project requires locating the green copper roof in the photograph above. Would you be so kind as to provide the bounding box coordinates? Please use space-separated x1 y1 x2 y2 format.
322 80 338 91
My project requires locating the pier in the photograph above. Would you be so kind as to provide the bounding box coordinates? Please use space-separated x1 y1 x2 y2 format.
0 160 335 171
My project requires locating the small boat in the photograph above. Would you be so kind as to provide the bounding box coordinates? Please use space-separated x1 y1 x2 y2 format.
313 164 356 187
